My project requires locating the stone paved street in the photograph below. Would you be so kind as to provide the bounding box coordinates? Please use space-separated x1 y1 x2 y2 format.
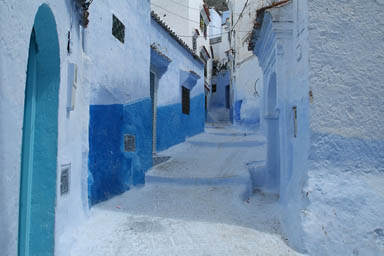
70 127 303 256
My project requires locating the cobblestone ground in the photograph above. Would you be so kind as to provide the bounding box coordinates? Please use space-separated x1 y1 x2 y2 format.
70 126 304 256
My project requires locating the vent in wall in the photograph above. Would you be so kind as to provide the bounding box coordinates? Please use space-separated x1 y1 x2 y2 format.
60 164 70 196
124 134 136 152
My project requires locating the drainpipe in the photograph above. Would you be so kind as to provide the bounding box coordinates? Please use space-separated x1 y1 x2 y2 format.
75 0 93 212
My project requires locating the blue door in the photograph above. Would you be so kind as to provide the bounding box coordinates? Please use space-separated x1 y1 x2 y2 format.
19 28 38 256
19 4 60 256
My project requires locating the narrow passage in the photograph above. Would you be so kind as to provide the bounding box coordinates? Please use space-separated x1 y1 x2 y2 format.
71 126 303 256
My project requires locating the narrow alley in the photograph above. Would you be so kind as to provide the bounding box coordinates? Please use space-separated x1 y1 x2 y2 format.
70 126 301 256
2 1 384 255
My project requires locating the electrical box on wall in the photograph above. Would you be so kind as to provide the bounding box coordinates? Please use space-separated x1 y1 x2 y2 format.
67 63 78 112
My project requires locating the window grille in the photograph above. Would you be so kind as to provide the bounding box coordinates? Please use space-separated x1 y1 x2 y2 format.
124 134 136 152
60 164 70 196
112 15 125 43
182 86 190 115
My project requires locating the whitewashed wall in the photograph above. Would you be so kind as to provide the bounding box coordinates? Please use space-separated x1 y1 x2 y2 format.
303 0 384 255
88 0 151 105
0 1 89 255
151 0 189 43
254 0 384 254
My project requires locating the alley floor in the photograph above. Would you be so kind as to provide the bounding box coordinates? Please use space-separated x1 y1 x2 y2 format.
70 126 303 256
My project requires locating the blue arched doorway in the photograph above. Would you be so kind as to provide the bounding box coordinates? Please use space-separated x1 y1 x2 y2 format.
19 4 60 256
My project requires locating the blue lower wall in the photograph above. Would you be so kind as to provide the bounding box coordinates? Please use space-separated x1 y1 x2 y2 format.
157 93 205 151
88 98 153 205
310 132 384 172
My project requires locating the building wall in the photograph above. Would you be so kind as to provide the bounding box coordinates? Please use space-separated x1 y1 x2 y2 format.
151 0 190 42
235 56 263 126
254 0 384 255
189 0 211 54
252 0 309 252
151 0 210 53
211 70 230 108
228 0 264 127
151 19 205 151
0 1 90 255
87 0 152 206
209 8 222 38
304 0 384 255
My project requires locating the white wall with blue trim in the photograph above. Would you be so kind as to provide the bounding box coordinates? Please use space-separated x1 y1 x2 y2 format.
305 0 384 255
252 0 384 255
87 0 152 207
151 15 205 152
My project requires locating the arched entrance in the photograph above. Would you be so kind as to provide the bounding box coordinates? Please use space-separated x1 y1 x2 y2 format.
18 4 60 256
265 72 280 193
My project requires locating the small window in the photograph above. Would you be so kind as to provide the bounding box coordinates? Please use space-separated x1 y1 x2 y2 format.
182 86 190 115
200 14 205 31
112 15 125 43
212 84 217 93
192 36 197 52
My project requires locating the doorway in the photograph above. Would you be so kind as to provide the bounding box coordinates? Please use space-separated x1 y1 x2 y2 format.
265 72 280 192
225 85 230 109
150 71 157 154
18 4 60 256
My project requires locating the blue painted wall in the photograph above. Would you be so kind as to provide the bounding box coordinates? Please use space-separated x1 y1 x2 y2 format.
157 94 205 151
211 70 230 108
88 99 153 205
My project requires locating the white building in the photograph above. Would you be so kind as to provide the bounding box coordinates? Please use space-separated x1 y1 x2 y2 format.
227 0 265 126
250 0 384 255
151 0 219 115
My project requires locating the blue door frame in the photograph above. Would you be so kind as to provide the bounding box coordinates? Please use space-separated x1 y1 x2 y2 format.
19 4 60 256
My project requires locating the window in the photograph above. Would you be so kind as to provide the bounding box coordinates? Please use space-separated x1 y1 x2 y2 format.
225 85 230 109
200 14 207 39
200 14 204 31
212 84 217 93
204 65 207 77
182 86 190 115
124 134 136 152
112 15 125 43
193 36 197 52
